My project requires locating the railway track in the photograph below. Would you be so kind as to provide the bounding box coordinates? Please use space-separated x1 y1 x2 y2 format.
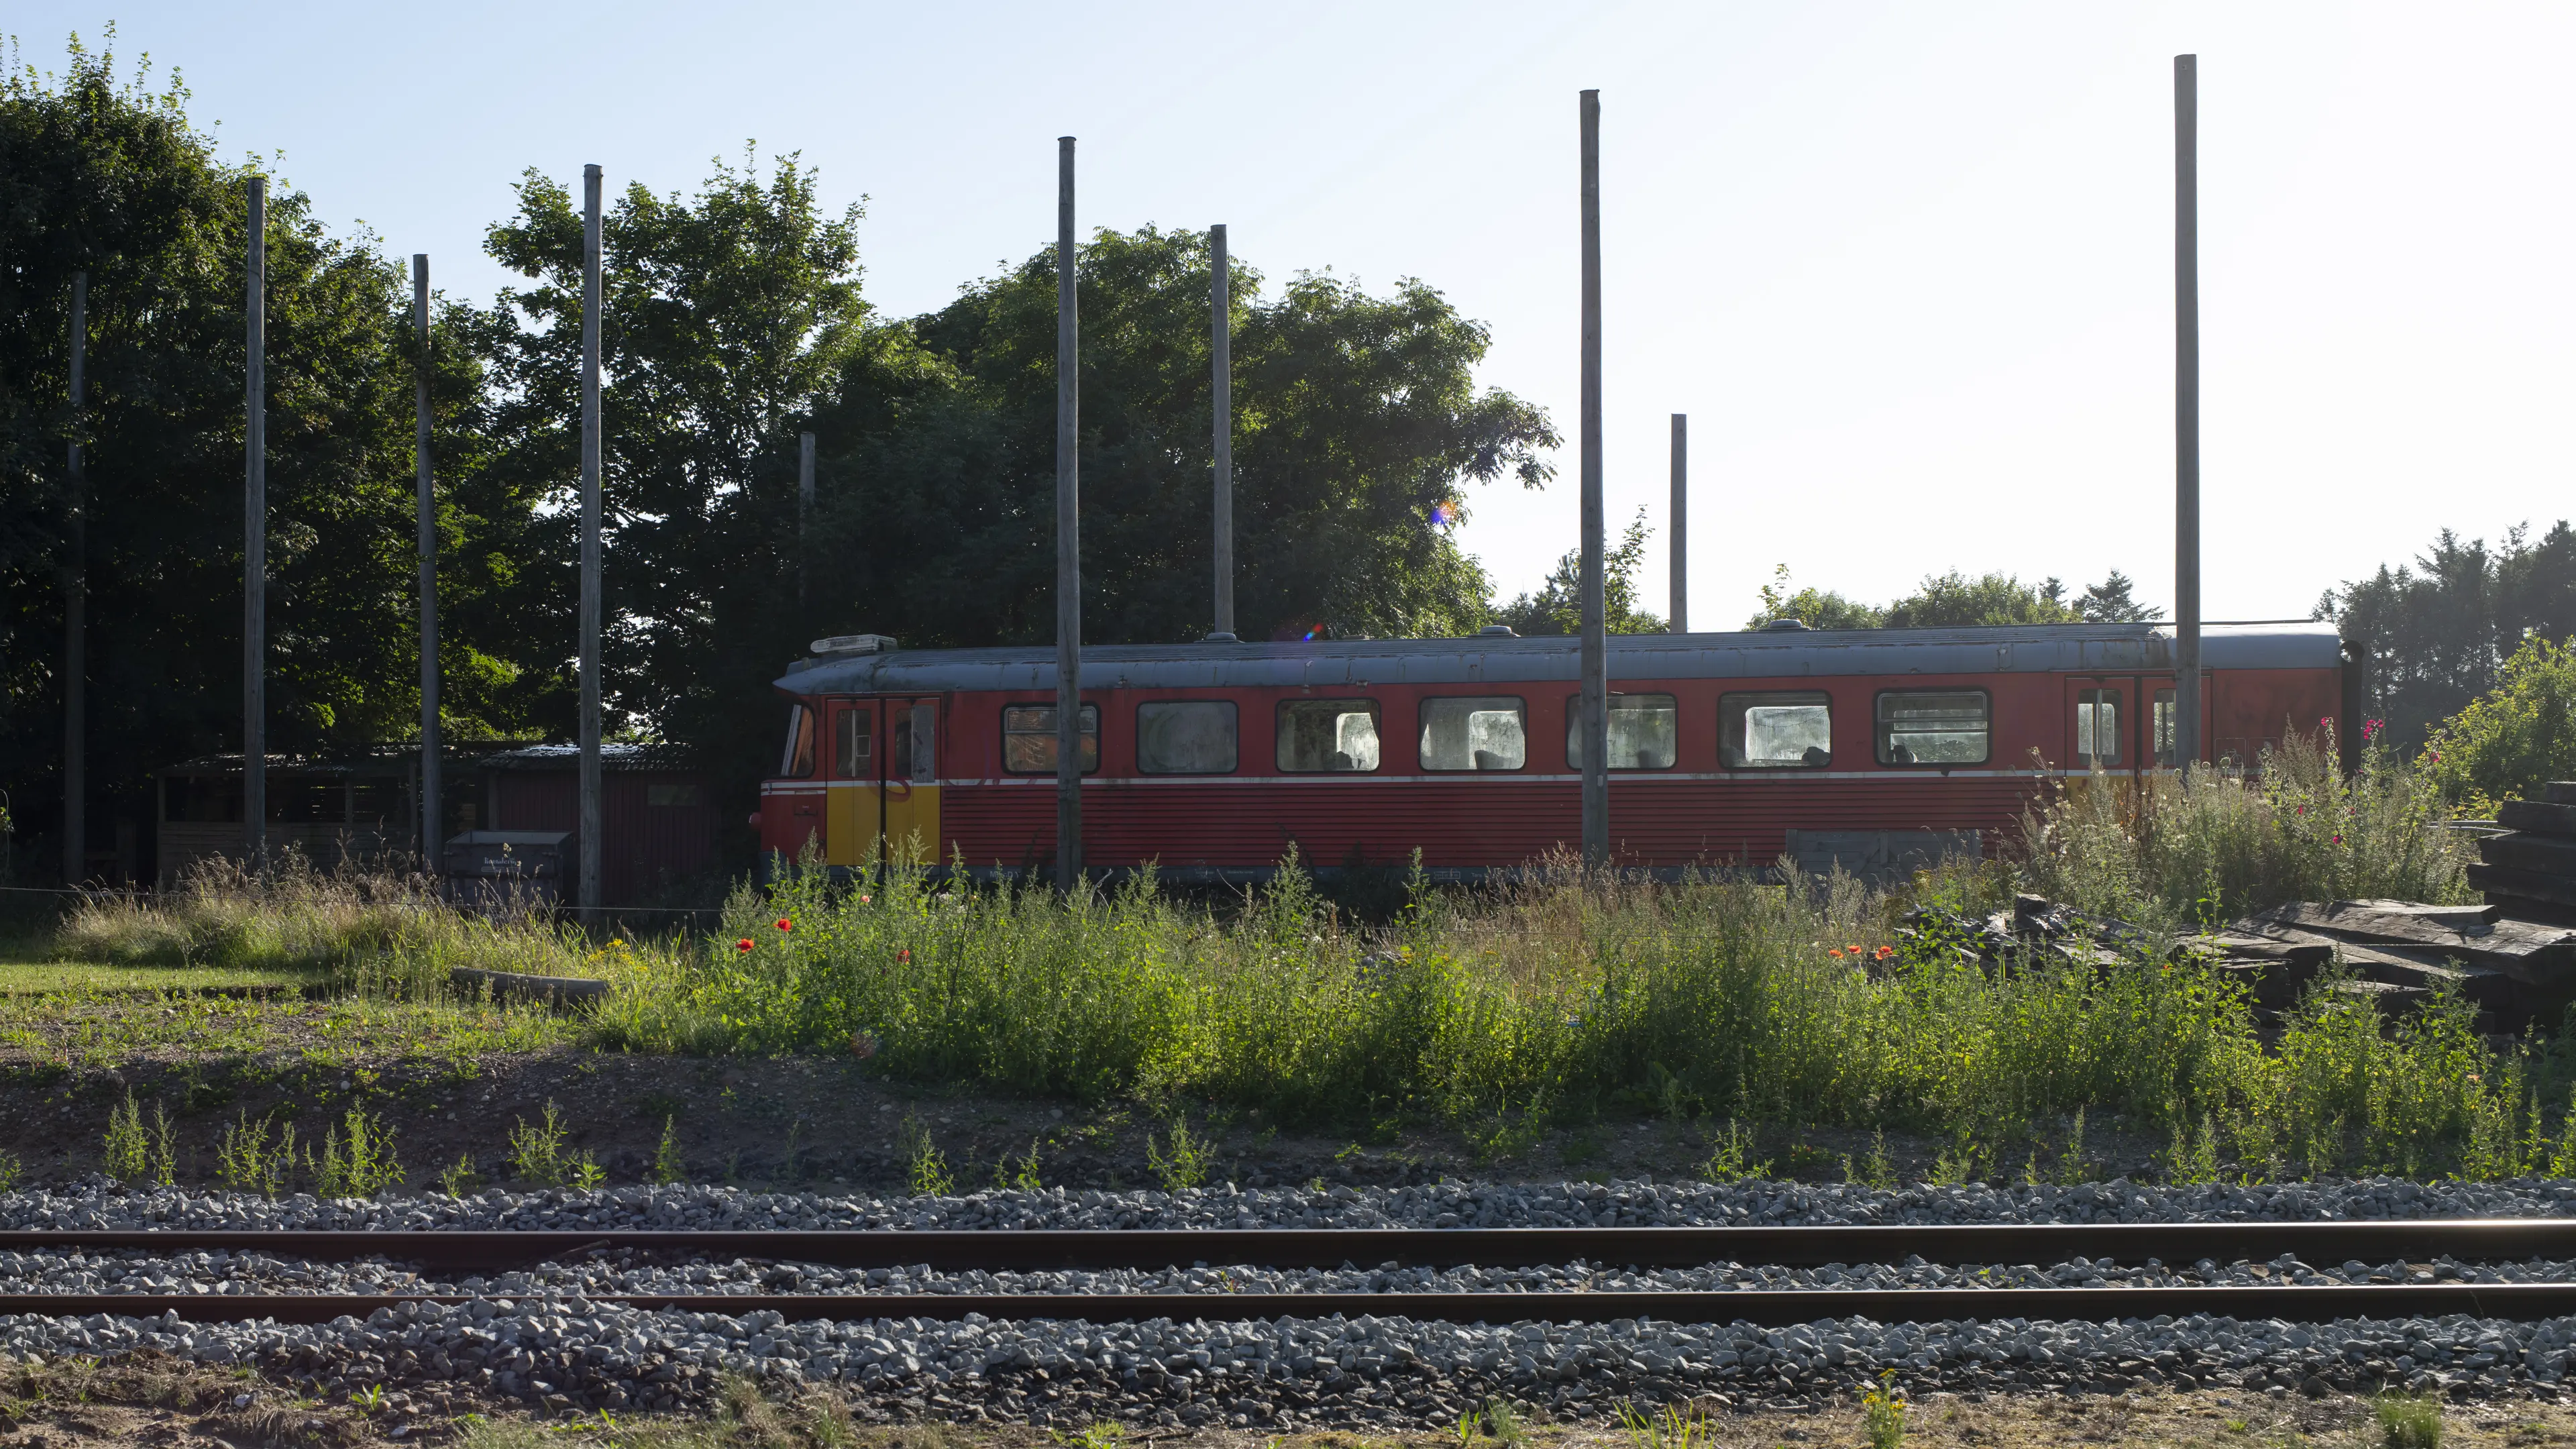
7 1222 2576 1326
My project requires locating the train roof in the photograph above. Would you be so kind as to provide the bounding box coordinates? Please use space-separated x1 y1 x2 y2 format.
777 620 2344 695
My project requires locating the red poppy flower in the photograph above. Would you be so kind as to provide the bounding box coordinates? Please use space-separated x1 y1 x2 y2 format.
1874 945 1894 960
1827 948 1845 959
735 938 755 953
775 918 793 932
896 947 912 963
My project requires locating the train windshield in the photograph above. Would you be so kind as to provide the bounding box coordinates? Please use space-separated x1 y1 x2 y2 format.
1567 694 1678 769
1876 690 1991 765
1420 696 1526 771
779 704 816 777
1721 691 1831 768
1278 700 1381 771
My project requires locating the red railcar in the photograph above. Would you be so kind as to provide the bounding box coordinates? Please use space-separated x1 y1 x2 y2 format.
755 621 2348 879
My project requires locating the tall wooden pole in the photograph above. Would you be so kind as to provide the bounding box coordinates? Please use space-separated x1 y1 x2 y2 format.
2174 55 2202 774
62 272 87 885
579 164 603 918
1209 223 1236 642
244 178 268 869
1578 90 1608 868
1055 136 1084 890
414 255 441 869
798 431 815 621
1668 413 1687 633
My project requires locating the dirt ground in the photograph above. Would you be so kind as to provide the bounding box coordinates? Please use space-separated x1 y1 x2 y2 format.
0 1050 2177 1194
7 1356 2576 1449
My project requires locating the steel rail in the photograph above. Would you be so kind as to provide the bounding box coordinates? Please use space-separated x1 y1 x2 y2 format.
9 1285 2576 1328
1 1223 2571 1273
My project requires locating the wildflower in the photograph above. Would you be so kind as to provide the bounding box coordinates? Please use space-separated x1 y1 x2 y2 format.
1874 945 1894 960
2332 835 2343 845
2363 718 2383 742
735 938 754 953
775 917 793 932
1847 944 1863 955
896 947 912 963
859 894 873 906
1828 948 1845 959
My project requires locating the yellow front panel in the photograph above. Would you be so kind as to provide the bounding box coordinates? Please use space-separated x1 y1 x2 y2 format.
884 785 941 865
826 783 877 868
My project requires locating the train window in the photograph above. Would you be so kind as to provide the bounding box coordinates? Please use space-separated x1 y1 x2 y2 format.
1002 703 1099 773
1278 699 1382 772
892 703 937 783
780 704 816 777
1720 691 1831 767
1136 701 1238 774
1876 690 1990 765
1566 694 1679 769
1420 696 1527 771
2075 689 2119 767
833 708 873 777
2153 689 2178 766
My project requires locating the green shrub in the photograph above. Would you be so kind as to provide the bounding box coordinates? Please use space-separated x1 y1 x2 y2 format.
2017 730 2473 925
2424 635 2576 814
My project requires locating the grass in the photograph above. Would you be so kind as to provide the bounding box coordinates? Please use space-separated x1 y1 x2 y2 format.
7 736 2534 1185
0 960 319 994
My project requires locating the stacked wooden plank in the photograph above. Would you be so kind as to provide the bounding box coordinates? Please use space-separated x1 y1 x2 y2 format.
2206 898 2576 1024
2471 782 2576 927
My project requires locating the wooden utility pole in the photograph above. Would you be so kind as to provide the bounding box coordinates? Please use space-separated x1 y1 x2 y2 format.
579 165 603 918
1210 223 1236 642
244 178 268 869
1578 89 1608 868
1055 137 1084 890
62 272 86 885
414 254 441 869
2174 55 2202 773
1668 413 1686 633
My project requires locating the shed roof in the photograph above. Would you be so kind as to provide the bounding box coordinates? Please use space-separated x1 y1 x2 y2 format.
777 621 2344 696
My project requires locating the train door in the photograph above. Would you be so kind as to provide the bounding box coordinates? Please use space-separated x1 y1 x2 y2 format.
882 698 943 864
824 700 877 869
2065 679 2131 775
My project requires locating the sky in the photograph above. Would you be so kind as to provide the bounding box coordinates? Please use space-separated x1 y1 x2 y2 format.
21 0 2575 629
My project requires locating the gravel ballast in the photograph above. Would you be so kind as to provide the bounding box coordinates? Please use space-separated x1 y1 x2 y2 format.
1 1176 2574 1424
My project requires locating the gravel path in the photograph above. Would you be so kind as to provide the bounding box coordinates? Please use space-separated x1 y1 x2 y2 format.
1 1177 2573 1426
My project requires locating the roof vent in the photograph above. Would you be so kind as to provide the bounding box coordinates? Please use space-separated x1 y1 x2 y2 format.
810 633 896 656
1478 624 1518 637
1762 617 1812 631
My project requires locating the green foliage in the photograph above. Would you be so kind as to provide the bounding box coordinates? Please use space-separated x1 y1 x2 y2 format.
2322 521 2576 753
1 32 551 852
0 1153 21 1193
651 1116 687 1185
101 1089 147 1184
1146 1118 1215 1192
436 1152 480 1197
214 1112 294 1197
1859 1373 1907 1449
505 1100 578 1187
1697 1120 1768 1183
2422 634 2576 814
2018 730 2472 926
1616 1400 1716 1449
1495 509 1664 636
311 1104 402 1197
1750 565 2158 631
1884 570 2082 628
2371 1393 2443 1449
1004 1138 1043 1193
898 1114 952 1197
